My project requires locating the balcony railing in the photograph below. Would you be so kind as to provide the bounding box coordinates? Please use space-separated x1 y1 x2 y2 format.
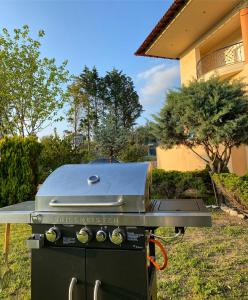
197 42 245 77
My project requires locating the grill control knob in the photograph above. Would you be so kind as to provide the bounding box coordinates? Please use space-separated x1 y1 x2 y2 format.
96 230 107 242
77 227 92 244
45 227 61 243
110 228 125 245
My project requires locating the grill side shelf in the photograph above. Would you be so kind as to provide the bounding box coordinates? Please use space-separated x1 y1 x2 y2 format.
145 199 211 227
0 201 35 224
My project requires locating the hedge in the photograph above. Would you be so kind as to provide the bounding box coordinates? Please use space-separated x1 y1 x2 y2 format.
0 136 42 207
151 169 215 204
212 173 248 210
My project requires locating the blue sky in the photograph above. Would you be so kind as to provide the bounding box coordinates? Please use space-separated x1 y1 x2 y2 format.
0 0 180 136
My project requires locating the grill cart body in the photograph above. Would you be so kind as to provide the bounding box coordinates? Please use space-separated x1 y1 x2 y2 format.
0 162 211 300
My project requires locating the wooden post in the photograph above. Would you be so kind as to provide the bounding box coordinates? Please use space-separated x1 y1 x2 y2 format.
3 223 10 262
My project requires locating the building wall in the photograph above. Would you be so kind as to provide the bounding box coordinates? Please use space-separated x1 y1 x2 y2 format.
230 63 248 175
180 48 199 84
230 145 248 175
157 146 206 171
157 18 248 176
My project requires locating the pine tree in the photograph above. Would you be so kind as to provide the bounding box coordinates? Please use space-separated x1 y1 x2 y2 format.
152 77 248 173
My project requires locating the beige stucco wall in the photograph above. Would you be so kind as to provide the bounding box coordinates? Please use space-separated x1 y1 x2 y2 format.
157 146 206 171
230 63 248 175
158 44 248 175
180 48 199 84
233 60 248 81
230 145 248 175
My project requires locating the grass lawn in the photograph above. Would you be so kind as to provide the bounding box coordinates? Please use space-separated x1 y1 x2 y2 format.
0 211 247 300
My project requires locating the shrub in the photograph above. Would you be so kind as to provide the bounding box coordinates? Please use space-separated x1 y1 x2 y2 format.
0 136 42 207
212 173 248 208
151 169 214 203
39 135 93 183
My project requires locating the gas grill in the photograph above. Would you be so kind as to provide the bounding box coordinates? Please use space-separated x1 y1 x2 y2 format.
0 162 211 300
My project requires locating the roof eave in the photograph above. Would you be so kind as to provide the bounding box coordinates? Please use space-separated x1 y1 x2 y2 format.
135 52 180 60
135 0 189 58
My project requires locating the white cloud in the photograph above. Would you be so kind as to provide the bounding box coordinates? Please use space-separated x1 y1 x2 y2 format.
137 64 180 105
137 64 166 80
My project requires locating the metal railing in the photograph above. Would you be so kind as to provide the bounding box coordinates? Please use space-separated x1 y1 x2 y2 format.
197 42 245 77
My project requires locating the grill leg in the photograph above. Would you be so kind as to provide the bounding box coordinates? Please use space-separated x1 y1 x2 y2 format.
3 223 11 262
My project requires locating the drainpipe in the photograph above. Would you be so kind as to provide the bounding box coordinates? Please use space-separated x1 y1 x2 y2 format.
240 7 248 63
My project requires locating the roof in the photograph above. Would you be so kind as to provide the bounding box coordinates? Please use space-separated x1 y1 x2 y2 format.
135 0 189 58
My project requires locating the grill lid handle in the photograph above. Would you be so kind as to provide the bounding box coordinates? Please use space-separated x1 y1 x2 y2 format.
49 198 125 208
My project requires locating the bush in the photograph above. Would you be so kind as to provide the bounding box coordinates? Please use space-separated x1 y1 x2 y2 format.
212 173 248 208
0 136 42 207
119 144 148 162
151 169 214 203
39 135 94 183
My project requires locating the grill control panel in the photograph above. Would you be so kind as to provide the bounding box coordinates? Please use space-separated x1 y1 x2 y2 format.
32 225 146 250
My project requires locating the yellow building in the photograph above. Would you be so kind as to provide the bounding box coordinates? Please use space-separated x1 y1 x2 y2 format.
136 0 248 175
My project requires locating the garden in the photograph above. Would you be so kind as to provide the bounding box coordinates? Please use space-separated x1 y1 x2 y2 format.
0 25 247 300
0 209 247 299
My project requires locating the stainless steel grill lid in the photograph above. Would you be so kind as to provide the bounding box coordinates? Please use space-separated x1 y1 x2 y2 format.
35 162 151 213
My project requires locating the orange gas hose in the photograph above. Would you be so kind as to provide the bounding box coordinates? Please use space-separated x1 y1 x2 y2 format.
147 238 168 271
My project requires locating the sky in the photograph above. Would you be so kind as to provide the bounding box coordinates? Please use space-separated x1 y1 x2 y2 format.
0 0 180 136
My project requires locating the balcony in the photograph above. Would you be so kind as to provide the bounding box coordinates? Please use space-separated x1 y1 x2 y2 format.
197 42 245 78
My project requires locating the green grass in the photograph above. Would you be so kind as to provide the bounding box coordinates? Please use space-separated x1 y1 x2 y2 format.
0 224 31 300
0 211 247 300
156 211 248 300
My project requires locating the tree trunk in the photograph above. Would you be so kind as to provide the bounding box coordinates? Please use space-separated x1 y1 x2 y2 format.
87 103 91 152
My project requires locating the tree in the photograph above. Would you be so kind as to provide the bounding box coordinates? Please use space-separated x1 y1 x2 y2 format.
79 66 101 126
102 69 143 129
0 25 69 136
67 67 142 151
131 122 157 146
119 144 147 162
67 67 101 151
67 82 83 139
152 77 248 173
66 81 89 149
94 113 129 161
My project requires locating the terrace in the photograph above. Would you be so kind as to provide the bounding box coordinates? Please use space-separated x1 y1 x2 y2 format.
197 42 245 78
